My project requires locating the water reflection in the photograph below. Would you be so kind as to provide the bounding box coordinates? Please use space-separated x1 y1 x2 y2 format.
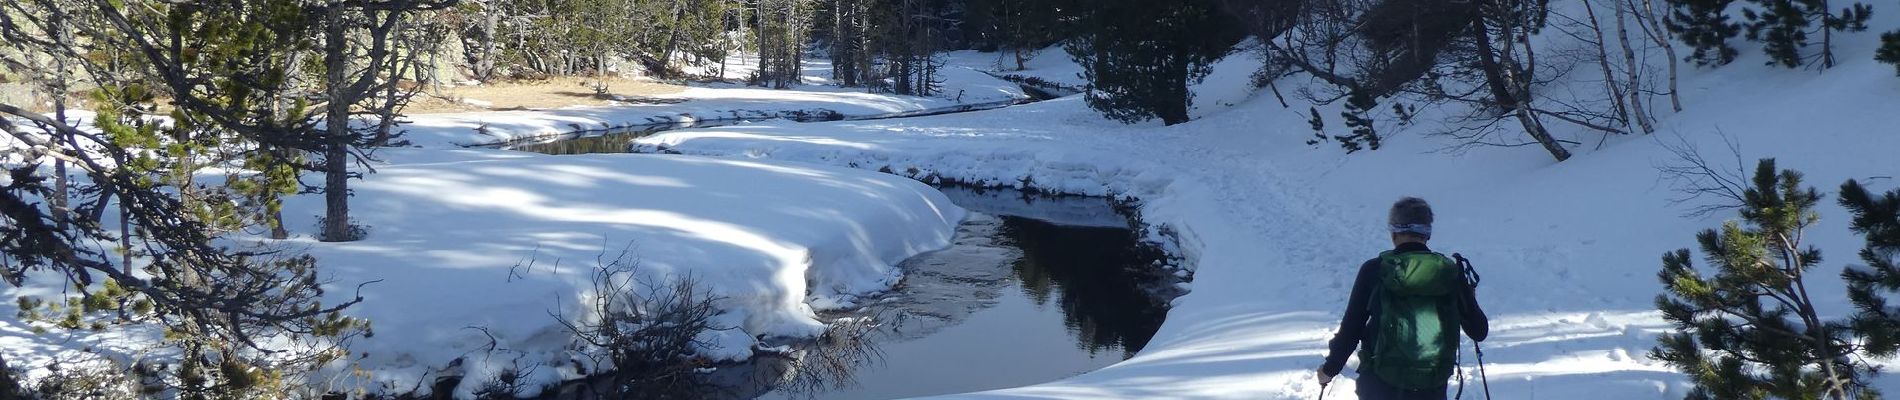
939 184 1167 360
1002 216 1166 359
742 186 1173 399
504 125 676 155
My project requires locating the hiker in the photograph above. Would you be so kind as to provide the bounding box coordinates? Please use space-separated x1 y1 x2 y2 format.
1316 197 1489 400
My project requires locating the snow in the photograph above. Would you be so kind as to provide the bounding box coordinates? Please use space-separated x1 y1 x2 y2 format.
945 47 1089 90
0 147 967 398
398 55 1027 148
631 27 1900 400
8 8 1900 399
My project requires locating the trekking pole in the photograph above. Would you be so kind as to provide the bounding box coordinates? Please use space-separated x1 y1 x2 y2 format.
1474 342 1494 400
1453 253 1494 400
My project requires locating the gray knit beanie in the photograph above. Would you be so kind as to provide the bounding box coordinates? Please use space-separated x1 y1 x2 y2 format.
1388 197 1434 238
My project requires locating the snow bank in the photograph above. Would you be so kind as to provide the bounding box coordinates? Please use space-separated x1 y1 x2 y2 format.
634 34 1900 399
0 148 967 398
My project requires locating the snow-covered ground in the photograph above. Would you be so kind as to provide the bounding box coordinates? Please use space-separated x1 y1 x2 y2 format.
8 12 1900 400
0 147 967 398
401 55 1027 148
4 50 1050 399
632 32 1900 400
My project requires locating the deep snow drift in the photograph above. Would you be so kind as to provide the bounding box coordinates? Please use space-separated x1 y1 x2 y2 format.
632 33 1900 400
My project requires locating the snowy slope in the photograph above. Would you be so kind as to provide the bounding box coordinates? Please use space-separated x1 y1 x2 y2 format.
634 28 1900 400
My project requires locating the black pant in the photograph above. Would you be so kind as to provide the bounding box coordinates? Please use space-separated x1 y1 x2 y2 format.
1356 374 1448 400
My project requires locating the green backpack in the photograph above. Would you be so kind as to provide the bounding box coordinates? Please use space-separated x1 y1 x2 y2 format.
1360 250 1465 390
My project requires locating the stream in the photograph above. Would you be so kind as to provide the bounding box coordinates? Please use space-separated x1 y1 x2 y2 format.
506 84 1176 399
717 186 1174 400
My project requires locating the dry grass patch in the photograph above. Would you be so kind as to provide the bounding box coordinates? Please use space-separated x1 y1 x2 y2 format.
407 76 690 114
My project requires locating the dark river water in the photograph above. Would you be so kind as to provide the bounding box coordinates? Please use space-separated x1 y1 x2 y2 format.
727 186 1172 400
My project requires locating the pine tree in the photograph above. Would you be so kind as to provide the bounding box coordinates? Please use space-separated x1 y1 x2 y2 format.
1664 0 1744 66
1064 0 1242 125
1334 90 1381 153
1650 159 1875 400
755 0 815 88
1741 0 1872 68
315 0 456 242
0 0 378 394
870 0 947 96
1305 107 1329 146
1877 30 1900 76
830 0 875 86
1839 180 1900 360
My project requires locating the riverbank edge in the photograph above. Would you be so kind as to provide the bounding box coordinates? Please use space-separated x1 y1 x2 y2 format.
460 98 1031 150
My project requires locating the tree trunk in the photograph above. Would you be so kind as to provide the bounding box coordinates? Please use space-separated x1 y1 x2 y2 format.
1161 46 1192 126
1627 0 1682 111
51 12 71 232
1613 0 1655 133
321 144 351 241
830 0 855 86
53 129 69 233
1496 3 1570 161
756 2 770 86
1009 3 1029 71
1471 16 1517 110
1513 102 1570 161
120 199 132 273
479 6 499 82
373 34 415 148
1581 0 1631 131
270 206 289 240
261 147 289 240
1819 0 1836 69
1786 246 1849 400
656 0 689 78
53 114 69 231
321 7 355 242
789 0 805 89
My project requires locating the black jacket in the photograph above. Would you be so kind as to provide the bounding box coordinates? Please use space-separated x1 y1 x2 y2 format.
1321 242 1489 376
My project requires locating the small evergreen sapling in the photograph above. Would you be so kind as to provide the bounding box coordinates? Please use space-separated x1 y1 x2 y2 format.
1305 107 1328 146
1302 93 1384 153
1334 90 1381 153
1650 159 1875 400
